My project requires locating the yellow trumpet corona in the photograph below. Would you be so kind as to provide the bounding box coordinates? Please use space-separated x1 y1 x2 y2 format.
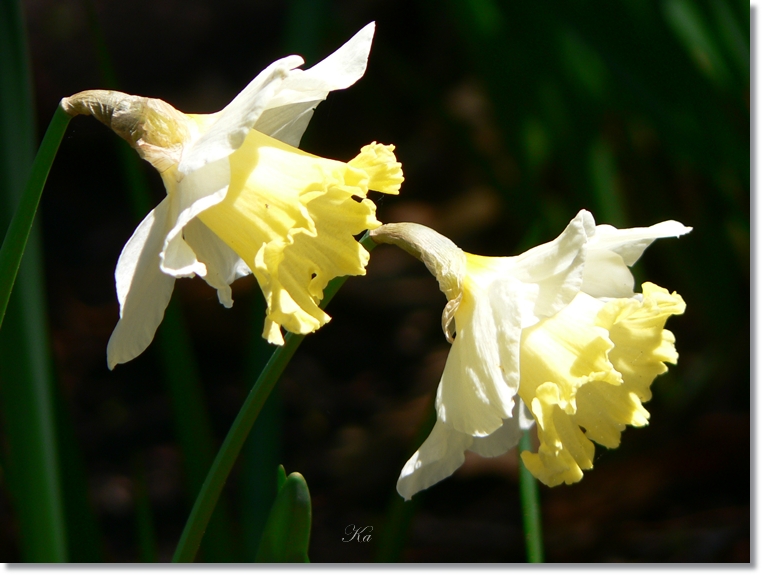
62 23 404 368
371 211 690 499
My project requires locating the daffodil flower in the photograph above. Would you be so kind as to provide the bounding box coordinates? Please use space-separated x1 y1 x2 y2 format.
370 210 690 499
62 23 403 368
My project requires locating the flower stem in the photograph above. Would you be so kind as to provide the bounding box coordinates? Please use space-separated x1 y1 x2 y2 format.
0 105 70 330
172 234 376 562
171 330 304 563
518 430 544 562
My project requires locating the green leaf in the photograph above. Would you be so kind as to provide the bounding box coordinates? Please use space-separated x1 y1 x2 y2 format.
276 465 288 492
0 105 69 330
0 0 71 561
255 471 312 563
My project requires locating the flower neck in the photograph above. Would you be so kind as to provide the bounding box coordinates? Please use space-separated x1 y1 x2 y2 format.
61 89 190 172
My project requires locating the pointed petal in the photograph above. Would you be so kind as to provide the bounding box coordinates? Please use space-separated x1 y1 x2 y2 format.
107 198 176 369
252 23 376 147
397 403 533 500
396 421 472 501
178 55 304 175
266 22 375 108
298 22 375 88
581 220 692 297
590 220 692 266
183 22 376 165
517 398 536 430
183 218 251 307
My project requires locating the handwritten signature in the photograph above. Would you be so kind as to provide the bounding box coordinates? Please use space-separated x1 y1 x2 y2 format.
342 524 373 543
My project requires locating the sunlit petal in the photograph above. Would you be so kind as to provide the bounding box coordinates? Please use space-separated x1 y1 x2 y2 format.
64 24 388 366
519 284 685 486
372 213 689 498
397 421 472 501
107 198 176 369
183 218 251 308
197 129 401 343
436 277 522 437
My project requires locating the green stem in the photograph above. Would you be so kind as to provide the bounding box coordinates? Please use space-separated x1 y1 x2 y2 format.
518 430 544 563
171 327 304 563
239 292 281 561
0 105 70 330
172 234 375 562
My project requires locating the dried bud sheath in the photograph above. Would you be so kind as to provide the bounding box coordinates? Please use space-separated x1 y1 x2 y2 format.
370 222 465 301
370 222 466 342
61 90 190 171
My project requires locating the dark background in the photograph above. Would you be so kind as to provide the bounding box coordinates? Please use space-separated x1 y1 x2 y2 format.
1 0 750 562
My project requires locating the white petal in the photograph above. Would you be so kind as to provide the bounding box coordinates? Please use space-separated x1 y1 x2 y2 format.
397 400 537 499
179 23 375 172
590 220 693 265
436 279 521 437
107 198 176 369
265 22 375 108
509 209 593 323
396 420 472 501
183 218 252 307
302 22 375 85
581 220 692 298
580 249 636 298
469 400 531 457
518 398 535 430
178 55 303 175
161 226 207 279
252 23 375 146
253 102 317 147
160 159 231 277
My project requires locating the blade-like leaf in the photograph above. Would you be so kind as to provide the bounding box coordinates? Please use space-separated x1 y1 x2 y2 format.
0 0 69 561
255 471 312 563
276 464 288 492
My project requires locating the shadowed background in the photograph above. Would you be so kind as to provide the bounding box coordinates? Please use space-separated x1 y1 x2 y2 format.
0 0 749 562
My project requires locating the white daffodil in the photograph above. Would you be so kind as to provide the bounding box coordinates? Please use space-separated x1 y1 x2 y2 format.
370 210 690 499
62 23 403 369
